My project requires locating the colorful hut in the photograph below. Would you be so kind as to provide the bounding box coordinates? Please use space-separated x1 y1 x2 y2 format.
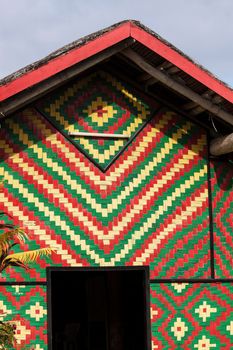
0 20 233 349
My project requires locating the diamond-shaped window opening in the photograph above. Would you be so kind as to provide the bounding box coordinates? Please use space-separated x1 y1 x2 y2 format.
37 70 160 172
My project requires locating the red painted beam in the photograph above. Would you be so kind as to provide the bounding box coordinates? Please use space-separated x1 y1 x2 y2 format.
130 23 233 104
1 20 233 106
0 22 131 102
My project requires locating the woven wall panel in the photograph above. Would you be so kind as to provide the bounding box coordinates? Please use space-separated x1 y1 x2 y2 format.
0 285 47 349
211 160 233 278
151 282 233 349
38 71 155 171
0 71 210 281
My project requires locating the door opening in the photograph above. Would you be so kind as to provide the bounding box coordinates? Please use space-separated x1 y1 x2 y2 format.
47 267 151 350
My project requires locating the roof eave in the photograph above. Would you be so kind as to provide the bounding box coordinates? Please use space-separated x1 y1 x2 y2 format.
0 20 232 128
0 21 131 102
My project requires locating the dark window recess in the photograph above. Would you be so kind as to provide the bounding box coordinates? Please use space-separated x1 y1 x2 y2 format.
48 268 150 350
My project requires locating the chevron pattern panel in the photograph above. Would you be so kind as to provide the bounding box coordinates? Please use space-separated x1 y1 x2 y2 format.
0 71 210 281
38 71 155 171
151 282 233 349
211 159 233 278
0 285 47 349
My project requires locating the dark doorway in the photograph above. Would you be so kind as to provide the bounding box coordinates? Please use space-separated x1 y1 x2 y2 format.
47 267 151 350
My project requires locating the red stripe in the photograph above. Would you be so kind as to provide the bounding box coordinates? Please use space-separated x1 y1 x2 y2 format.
214 252 232 278
215 220 233 251
1 114 208 262
2 129 201 253
27 126 205 252
127 184 208 267
61 82 135 134
1 189 89 281
216 191 233 218
155 220 209 278
152 286 176 348
2 129 207 256
215 234 233 266
37 109 178 196
4 150 109 247
0 129 111 239
21 108 181 201
182 254 210 278
105 146 205 252
211 162 233 210
22 109 170 195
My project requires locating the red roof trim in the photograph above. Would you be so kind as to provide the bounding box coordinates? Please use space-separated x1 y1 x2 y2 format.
0 22 131 102
130 23 233 103
1 21 233 105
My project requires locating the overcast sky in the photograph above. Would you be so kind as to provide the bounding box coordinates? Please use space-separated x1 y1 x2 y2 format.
1 0 233 86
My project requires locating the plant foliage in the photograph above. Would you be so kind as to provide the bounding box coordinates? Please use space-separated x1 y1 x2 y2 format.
0 181 55 348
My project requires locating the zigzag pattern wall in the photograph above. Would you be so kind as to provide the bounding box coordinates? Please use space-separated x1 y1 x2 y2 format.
1 69 233 349
151 282 233 349
0 71 210 282
0 285 47 349
211 159 233 278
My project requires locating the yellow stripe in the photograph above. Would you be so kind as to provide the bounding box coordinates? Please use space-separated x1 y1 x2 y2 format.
1 185 208 266
1 140 205 232
0 192 80 266
4 116 206 219
47 107 148 164
4 116 202 217
133 190 208 265
19 108 174 183
0 188 107 265
0 156 207 245
41 70 152 164
102 71 150 120
111 187 208 264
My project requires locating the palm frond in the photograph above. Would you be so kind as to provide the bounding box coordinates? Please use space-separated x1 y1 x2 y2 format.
2 248 55 267
0 228 27 247
0 223 14 229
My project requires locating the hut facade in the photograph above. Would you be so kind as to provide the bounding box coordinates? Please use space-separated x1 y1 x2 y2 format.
0 20 233 349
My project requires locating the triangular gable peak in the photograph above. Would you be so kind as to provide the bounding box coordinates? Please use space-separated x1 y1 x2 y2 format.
0 20 233 137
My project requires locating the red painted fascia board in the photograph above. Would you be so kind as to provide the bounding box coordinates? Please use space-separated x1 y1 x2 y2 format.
1 21 233 106
0 22 131 102
130 23 233 104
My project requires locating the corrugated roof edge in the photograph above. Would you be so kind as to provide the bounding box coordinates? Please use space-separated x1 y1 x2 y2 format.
0 19 232 93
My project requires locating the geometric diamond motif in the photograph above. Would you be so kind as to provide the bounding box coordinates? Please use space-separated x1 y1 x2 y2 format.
226 320 233 335
14 319 31 345
190 292 224 326
0 300 12 321
171 283 189 294
151 283 233 349
0 100 210 281
38 70 154 171
194 300 217 322
170 316 188 341
193 334 217 349
0 286 47 349
25 301 47 322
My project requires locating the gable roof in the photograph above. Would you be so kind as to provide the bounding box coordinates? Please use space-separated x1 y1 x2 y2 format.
0 20 232 129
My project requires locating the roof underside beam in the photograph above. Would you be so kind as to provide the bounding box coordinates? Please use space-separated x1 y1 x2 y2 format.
122 48 233 127
210 133 233 156
0 38 134 118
